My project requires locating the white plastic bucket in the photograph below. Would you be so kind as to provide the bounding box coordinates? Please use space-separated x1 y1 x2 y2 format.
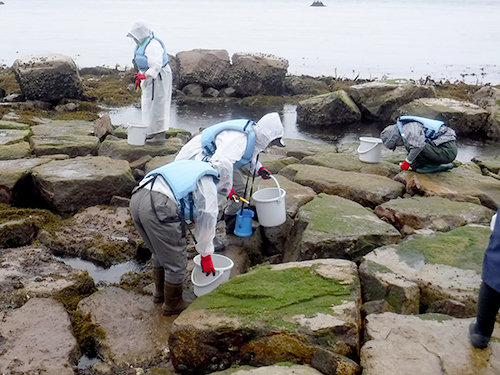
252 175 286 227
191 254 234 296
357 137 383 163
127 122 148 146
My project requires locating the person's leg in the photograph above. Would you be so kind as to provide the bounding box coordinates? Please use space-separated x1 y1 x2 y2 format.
469 281 500 348
411 140 457 170
131 189 191 314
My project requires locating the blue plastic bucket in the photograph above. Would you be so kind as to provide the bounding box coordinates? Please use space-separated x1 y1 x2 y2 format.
234 208 254 237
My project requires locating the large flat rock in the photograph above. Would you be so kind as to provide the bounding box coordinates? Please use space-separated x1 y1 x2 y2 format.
359 224 490 317
77 286 172 366
0 298 79 375
283 194 401 262
361 312 500 375
31 156 136 216
280 164 405 209
169 259 362 374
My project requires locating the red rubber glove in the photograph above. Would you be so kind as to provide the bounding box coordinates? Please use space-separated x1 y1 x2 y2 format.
201 255 216 276
258 167 271 179
135 73 147 88
227 188 236 199
400 160 411 171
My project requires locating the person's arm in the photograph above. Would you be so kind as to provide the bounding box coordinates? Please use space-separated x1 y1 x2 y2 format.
401 122 426 165
192 176 219 258
143 39 164 79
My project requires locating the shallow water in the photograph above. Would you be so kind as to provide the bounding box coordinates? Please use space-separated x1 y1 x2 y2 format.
55 256 147 289
107 103 500 164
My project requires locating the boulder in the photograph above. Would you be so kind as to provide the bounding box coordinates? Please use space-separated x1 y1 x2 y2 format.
395 163 500 211
29 135 100 157
472 155 500 175
31 156 136 216
228 53 289 96
31 120 95 136
394 97 490 137
300 152 401 179
37 206 143 267
169 259 362 373
0 206 58 248
0 142 31 160
472 87 500 139
98 137 185 163
176 49 231 89
0 128 29 145
279 164 405 209
277 138 337 160
0 298 80 375
0 158 51 205
346 81 435 122
359 224 490 317
283 194 401 262
374 196 494 233
12 54 84 102
93 114 114 140
77 286 171 366
0 244 96 311
296 90 362 127
361 313 500 375
284 75 331 96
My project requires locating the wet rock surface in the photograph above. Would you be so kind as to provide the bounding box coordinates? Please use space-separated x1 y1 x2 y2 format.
1 77 500 373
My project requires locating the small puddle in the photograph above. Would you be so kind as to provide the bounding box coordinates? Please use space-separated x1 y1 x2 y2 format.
55 256 148 289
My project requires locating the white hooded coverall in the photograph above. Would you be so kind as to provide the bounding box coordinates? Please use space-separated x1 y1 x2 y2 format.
174 112 285 216
128 20 172 136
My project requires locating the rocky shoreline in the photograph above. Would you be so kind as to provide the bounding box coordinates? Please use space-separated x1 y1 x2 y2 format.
0 53 500 375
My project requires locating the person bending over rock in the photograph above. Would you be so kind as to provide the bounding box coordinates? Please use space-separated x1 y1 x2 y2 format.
380 115 457 173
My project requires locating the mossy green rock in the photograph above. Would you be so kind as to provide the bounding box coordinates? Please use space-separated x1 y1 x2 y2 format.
169 259 361 374
396 164 500 210
360 224 491 318
285 194 400 262
280 164 405 209
376 196 494 232
0 141 32 160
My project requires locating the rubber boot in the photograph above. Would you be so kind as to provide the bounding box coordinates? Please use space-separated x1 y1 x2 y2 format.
225 214 237 235
162 281 192 316
146 132 165 145
152 267 164 303
469 282 500 349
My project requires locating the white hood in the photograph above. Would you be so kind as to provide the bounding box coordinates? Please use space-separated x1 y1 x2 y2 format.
127 20 151 44
253 112 284 158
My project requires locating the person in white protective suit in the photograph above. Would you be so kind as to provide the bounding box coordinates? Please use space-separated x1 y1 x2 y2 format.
127 20 172 145
174 112 285 242
129 159 233 316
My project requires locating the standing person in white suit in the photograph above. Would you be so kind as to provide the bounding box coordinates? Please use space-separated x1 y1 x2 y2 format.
127 20 172 145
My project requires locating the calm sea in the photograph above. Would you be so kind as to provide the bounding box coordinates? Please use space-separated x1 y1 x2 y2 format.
1 0 500 161
1 0 499 84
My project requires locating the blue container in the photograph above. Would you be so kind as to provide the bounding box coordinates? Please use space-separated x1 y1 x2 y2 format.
234 208 254 237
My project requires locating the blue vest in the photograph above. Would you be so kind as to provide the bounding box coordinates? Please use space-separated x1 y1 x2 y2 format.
200 119 256 169
397 115 445 142
134 34 169 71
144 160 219 220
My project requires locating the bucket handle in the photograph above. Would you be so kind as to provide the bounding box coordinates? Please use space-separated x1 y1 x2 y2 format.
357 142 379 154
256 175 283 203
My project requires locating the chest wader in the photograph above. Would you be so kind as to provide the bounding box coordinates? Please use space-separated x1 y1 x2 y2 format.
132 175 195 315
